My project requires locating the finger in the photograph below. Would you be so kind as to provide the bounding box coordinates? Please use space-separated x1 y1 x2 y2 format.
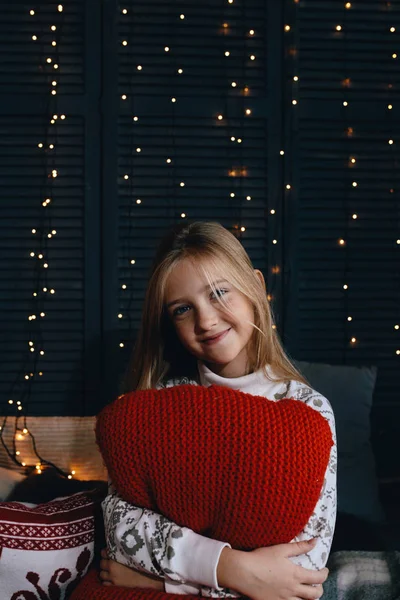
298 567 329 585
102 581 112 586
99 559 109 571
297 583 324 599
284 539 317 557
101 548 108 559
99 570 111 582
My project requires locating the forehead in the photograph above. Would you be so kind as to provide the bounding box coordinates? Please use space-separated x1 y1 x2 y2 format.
164 257 226 297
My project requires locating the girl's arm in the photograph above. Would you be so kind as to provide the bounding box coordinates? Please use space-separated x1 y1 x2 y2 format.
286 382 337 570
102 485 232 595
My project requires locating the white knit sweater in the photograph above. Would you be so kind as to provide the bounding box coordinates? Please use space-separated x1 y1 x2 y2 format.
102 362 337 596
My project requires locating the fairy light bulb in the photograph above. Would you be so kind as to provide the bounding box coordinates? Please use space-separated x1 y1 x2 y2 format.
284 25 290 32
30 9 35 15
293 76 299 82
130 259 136 265
231 136 235 141
347 316 353 321
292 99 297 105
343 101 348 106
122 8 127 14
181 213 186 218
280 150 284 155
392 53 397 59
345 2 351 7
23 428 28 434
246 196 251 201
164 46 170 52
136 199 141 204
343 284 349 290
250 55 256 61
32 35 37 41
136 147 141 152
352 181 358 187
171 97 176 102
272 239 277 245
118 313 123 319
286 184 291 190
47 58 52 63
166 158 172 163
121 94 127 100
388 104 393 110
230 193 235 198
395 325 400 330
225 51 230 57
245 109 252 115
58 4 63 11
122 40 128 46
137 65 142 71
180 182 185 187
352 213 358 219
270 209 276 214
180 14 185 19
351 337 357 344
339 239 346 246
133 116 139 121
231 82 237 87
249 30 255 35
389 139 394 145
120 342 124 348
336 25 342 31
178 68 183 74
240 226 246 232
217 114 223 120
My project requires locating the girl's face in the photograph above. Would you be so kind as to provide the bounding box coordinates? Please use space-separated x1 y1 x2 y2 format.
164 258 257 378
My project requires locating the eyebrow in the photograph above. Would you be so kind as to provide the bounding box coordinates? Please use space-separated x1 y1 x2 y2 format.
166 279 229 309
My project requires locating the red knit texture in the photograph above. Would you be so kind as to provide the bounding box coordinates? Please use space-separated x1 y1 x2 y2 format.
71 568 186 600
71 384 333 600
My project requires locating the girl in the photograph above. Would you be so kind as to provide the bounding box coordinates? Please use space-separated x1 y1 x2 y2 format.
100 221 337 600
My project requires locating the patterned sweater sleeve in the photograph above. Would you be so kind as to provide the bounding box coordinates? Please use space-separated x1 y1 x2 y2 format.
285 380 337 570
102 377 231 595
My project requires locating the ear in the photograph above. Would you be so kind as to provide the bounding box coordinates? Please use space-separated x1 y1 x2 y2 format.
254 269 266 291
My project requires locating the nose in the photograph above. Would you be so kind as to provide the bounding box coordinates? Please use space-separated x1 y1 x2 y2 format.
195 304 219 334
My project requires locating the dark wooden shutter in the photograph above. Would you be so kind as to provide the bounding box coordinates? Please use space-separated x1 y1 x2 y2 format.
0 0 102 415
283 0 400 478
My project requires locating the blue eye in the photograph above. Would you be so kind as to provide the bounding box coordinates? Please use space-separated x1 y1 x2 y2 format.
212 288 228 299
173 305 190 317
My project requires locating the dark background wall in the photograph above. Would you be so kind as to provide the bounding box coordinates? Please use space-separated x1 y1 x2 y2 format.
0 0 399 478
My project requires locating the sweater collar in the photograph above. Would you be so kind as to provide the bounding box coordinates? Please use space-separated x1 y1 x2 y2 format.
197 361 272 393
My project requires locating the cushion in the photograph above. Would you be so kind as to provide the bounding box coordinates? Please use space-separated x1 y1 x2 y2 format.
7 466 108 504
0 490 103 599
96 384 333 549
295 360 384 522
0 466 26 501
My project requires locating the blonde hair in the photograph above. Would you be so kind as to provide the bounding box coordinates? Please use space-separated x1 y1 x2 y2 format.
122 221 307 391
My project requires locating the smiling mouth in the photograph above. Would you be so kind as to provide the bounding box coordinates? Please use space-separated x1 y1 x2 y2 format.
202 328 231 345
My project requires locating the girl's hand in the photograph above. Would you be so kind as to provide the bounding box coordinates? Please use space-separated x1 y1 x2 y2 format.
99 548 164 590
217 539 328 600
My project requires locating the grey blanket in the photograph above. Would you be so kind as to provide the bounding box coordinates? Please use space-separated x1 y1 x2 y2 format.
323 551 400 600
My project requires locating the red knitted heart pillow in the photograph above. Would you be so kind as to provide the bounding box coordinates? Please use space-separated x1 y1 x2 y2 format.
97 384 333 550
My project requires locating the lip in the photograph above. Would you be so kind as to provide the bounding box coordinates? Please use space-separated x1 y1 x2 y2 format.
201 328 231 345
